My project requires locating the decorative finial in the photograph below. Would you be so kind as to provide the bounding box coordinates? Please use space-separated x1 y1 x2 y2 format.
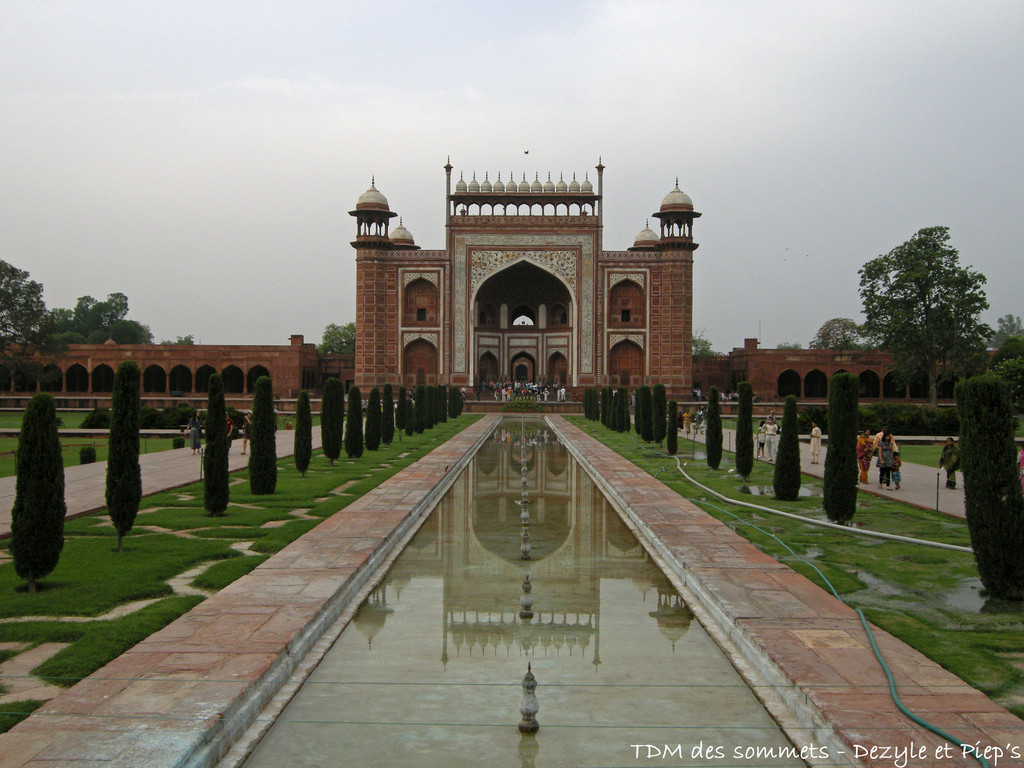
518 664 540 733
519 574 534 620
371 175 375 187
675 176 680 188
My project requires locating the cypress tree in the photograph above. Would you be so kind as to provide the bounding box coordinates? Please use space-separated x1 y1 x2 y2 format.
294 389 312 477
249 376 278 495
616 387 630 432
11 393 65 593
448 386 459 419
382 383 395 445
438 384 448 423
956 374 1024 600
204 373 230 516
666 399 678 455
823 372 860 524
321 378 344 466
106 361 141 552
345 386 364 458
415 385 427 433
735 382 754 480
601 387 612 428
426 386 438 429
396 385 408 437
773 395 801 501
365 387 382 451
634 386 646 436
705 386 722 469
638 386 654 440
652 384 667 445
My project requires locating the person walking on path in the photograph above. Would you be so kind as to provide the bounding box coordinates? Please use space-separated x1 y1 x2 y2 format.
240 412 252 455
809 422 822 464
856 429 873 484
188 410 203 455
756 420 767 458
876 430 896 490
940 437 960 489
764 415 778 462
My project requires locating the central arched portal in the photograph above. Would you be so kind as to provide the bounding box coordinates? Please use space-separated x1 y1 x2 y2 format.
473 260 573 386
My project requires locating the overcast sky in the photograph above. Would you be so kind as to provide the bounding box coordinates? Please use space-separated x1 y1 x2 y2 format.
2 1 1021 353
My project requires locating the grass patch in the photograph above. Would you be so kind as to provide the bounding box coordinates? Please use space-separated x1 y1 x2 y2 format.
0 700 46 733
566 416 1024 719
191 556 269 591
0 534 236 619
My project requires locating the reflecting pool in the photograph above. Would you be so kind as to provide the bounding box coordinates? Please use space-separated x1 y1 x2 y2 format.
240 419 804 768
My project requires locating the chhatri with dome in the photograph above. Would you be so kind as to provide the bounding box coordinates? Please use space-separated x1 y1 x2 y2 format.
351 160 700 397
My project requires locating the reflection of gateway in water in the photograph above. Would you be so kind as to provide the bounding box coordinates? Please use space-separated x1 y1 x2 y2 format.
362 425 693 665
240 418 804 768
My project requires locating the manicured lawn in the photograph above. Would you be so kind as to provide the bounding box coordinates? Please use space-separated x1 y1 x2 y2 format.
0 415 478 733
566 416 1024 721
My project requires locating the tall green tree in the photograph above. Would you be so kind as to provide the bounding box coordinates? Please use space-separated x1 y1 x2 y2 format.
0 259 64 382
809 318 871 350
990 314 1024 348
345 386 364 458
705 386 722 470
11 393 65 593
106 361 141 552
203 373 230 516
414 385 427 434
823 372 859 524
601 387 612 428
318 321 356 355
438 384 448 423
955 374 1024 601
294 390 312 477
859 226 991 406
735 382 754 480
992 336 1024 366
321 378 344 466
773 395 801 501
381 383 395 445
365 387 382 451
666 400 678 455
652 384 667 445
50 292 152 344
249 376 277 494
994 357 1024 408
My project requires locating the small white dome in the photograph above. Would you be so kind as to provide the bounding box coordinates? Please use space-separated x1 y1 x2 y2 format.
468 173 480 193
481 172 492 193
455 173 467 193
555 174 568 193
357 181 389 210
493 172 505 193
543 173 555 193
391 218 415 245
633 225 660 247
569 173 580 193
581 173 593 193
661 181 693 209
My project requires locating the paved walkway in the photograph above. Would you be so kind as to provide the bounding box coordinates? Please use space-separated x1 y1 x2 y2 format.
0 429 321 539
3 415 1021 768
681 427 966 518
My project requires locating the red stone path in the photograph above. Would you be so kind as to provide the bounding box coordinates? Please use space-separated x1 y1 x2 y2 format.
2 414 1022 767
551 417 1023 768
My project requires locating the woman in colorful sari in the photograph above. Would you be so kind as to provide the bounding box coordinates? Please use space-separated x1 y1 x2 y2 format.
856 429 873 484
